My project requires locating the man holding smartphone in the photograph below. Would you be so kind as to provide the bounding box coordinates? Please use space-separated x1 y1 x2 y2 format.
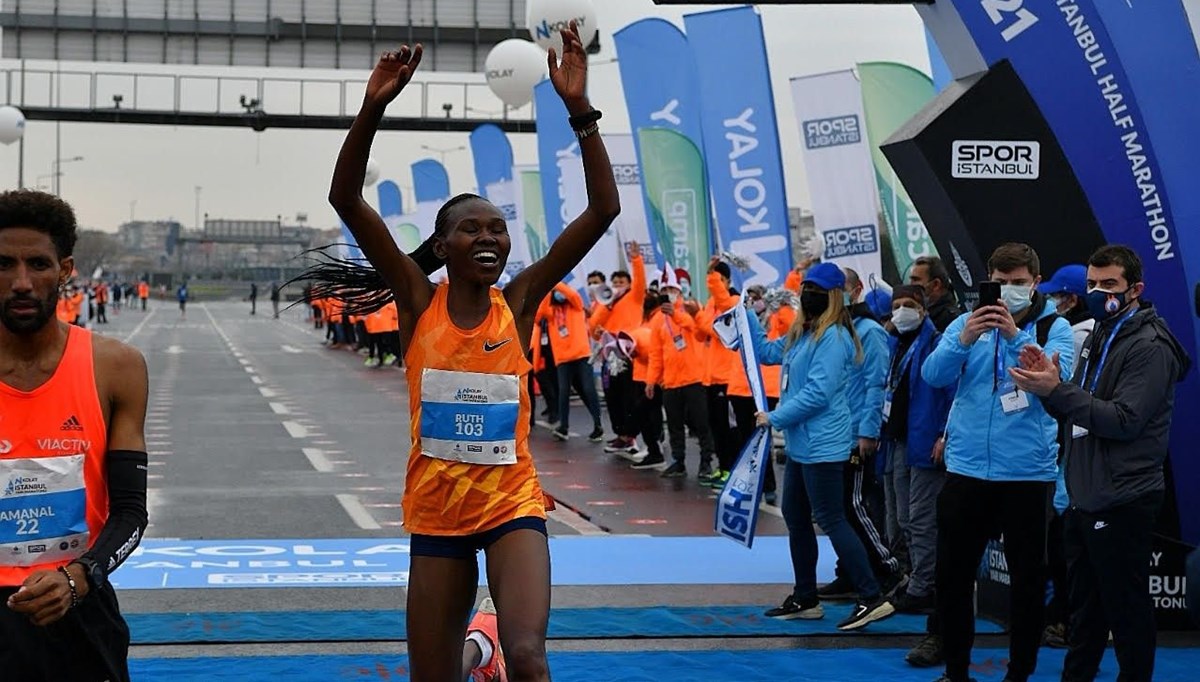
919 243 1075 682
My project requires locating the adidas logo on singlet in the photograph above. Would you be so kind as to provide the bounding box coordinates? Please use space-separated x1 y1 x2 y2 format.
60 415 84 432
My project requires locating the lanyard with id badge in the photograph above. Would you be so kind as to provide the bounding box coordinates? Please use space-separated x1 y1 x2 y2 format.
665 318 687 351
1070 310 1135 440
993 332 1031 415
883 342 919 422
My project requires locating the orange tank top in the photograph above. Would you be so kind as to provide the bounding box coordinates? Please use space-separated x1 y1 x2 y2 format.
0 326 108 586
402 285 545 535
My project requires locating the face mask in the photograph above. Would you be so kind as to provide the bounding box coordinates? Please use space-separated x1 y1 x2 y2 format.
1000 284 1033 314
752 299 766 314
1049 294 1072 316
612 285 629 298
1085 287 1131 320
679 281 692 299
843 292 853 307
800 290 829 319
666 291 680 304
892 307 923 333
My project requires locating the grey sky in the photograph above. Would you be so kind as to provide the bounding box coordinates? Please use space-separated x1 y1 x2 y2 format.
0 1 930 233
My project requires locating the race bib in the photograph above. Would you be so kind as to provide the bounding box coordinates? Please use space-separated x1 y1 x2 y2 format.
673 335 687 351
420 369 519 465
0 455 89 567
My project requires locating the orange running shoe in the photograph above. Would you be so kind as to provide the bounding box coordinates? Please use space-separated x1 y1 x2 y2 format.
468 597 507 682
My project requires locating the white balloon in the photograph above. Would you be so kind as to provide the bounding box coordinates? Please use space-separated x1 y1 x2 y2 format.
364 158 381 187
0 106 26 146
485 39 548 108
526 0 598 55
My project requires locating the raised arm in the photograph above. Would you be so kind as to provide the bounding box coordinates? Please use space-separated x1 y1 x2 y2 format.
328 46 434 327
507 22 620 318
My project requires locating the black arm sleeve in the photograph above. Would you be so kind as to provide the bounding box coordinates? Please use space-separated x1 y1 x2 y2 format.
81 450 149 574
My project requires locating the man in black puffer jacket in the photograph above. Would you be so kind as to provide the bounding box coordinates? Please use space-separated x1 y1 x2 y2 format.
1011 245 1191 682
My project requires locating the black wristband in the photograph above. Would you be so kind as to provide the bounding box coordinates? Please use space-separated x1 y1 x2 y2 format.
569 109 602 131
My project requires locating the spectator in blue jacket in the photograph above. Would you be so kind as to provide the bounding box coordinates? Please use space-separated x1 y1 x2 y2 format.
879 285 955 618
752 263 896 632
818 267 901 602
919 243 1075 682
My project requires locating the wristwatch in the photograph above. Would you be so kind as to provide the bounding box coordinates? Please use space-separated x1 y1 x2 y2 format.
71 556 107 592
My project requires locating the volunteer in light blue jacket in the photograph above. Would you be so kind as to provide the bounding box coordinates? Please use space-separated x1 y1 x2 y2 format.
825 267 900 597
750 263 896 632
919 243 1074 682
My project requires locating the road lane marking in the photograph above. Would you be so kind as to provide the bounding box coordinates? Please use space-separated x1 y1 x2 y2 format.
269 402 291 415
303 447 334 472
336 494 382 529
282 421 308 438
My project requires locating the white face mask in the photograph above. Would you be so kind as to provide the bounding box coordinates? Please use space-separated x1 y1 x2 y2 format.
1001 284 1033 314
892 306 923 333
666 291 680 304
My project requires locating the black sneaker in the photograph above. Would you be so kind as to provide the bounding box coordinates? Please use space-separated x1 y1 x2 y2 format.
588 428 605 443
905 634 944 668
552 429 570 442
837 596 895 631
892 589 935 615
763 595 824 620
764 491 778 506
817 576 857 601
660 461 687 478
631 453 666 470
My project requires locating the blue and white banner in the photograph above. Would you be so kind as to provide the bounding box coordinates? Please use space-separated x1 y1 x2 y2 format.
924 0 1200 545
411 159 451 204
715 297 771 548
790 69 885 289
534 79 579 247
0 455 90 566
684 7 793 289
483 179 534 278
377 181 403 221
468 124 515 193
613 18 708 272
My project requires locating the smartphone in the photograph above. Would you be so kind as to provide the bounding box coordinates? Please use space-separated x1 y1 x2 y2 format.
978 281 1002 309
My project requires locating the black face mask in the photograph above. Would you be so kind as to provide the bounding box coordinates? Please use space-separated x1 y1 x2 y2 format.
800 290 829 319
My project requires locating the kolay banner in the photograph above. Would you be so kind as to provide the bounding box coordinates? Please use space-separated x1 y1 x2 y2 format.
614 17 708 273
534 79 579 250
790 70 884 288
685 6 793 289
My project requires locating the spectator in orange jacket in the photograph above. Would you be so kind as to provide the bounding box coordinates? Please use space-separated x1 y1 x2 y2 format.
646 268 716 479
539 282 604 442
590 242 648 454
697 260 743 487
625 295 667 470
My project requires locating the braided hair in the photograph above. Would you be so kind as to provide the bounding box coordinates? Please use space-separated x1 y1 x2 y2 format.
289 193 483 316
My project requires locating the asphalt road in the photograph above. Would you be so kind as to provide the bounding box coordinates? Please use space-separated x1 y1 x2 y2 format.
97 299 787 541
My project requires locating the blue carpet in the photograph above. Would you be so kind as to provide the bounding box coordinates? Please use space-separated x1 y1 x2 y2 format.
130 647 1200 681
128 605 1000 644
113 536 814 589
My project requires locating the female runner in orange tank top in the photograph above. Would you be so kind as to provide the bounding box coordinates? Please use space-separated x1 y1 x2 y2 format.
307 23 618 682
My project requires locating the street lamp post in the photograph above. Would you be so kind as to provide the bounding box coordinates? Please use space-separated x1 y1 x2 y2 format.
419 144 466 165
194 186 202 231
51 155 84 196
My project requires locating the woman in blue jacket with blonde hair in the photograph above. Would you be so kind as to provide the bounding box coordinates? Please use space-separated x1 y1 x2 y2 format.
751 263 897 632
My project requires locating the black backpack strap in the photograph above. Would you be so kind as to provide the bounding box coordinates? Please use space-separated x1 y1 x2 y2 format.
1035 314 1061 348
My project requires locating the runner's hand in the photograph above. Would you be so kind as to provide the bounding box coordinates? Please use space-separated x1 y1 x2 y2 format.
364 46 423 109
6 568 85 626
548 21 589 114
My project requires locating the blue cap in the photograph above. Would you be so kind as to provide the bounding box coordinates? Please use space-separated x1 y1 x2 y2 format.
1038 264 1088 297
865 288 893 319
804 262 846 291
